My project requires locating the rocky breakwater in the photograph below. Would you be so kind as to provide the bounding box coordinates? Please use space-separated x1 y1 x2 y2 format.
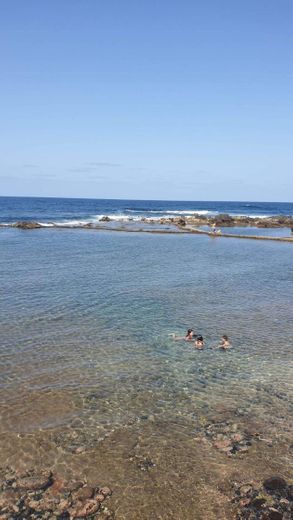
11 221 42 229
132 214 293 229
178 214 293 229
234 476 292 519
0 467 113 520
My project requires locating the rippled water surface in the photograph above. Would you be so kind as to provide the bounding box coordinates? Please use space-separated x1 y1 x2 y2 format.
0 228 292 519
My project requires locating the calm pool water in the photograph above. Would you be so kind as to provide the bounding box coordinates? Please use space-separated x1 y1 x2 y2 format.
0 228 292 519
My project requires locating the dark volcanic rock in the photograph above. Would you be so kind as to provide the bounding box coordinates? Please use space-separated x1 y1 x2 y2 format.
99 216 111 222
235 477 292 520
266 508 283 520
263 476 287 491
12 221 42 229
176 217 186 227
214 213 235 226
287 484 293 500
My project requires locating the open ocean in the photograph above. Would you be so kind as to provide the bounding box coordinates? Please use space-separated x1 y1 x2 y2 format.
0 197 293 226
0 197 292 519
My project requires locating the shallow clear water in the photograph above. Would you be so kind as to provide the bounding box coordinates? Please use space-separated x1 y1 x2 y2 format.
0 227 292 519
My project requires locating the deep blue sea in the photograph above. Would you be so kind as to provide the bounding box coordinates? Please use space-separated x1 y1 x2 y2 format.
0 197 292 519
0 196 292 226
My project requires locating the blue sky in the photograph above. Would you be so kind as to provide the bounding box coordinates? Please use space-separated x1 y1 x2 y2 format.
0 0 292 201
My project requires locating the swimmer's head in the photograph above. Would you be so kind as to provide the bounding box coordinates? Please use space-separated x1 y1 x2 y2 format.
186 328 193 335
197 335 203 341
222 335 228 340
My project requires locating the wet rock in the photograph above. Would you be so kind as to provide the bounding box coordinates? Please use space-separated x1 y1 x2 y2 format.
94 493 105 503
15 473 52 491
237 445 249 453
47 476 68 496
287 484 293 500
0 490 20 511
99 487 112 497
231 433 244 443
12 221 42 229
70 499 100 518
239 484 254 496
214 439 232 450
100 216 111 222
214 214 234 226
75 446 86 454
267 508 283 520
176 217 186 227
200 417 254 456
27 495 60 512
239 498 251 508
234 479 291 520
55 498 72 513
263 476 287 491
252 496 267 509
73 485 94 501
0 466 112 519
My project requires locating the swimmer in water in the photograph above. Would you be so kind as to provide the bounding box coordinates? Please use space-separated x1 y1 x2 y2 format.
170 328 195 341
185 328 195 341
218 335 231 349
194 335 204 349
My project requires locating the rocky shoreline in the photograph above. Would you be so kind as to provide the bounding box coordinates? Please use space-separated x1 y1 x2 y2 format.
140 213 293 229
1 213 293 231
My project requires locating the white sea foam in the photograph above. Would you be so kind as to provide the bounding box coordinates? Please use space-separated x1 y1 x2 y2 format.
126 209 215 215
53 219 93 227
232 214 269 219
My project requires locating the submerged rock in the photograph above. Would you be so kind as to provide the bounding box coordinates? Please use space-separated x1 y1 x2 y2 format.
263 476 287 491
234 477 291 520
15 472 52 491
0 466 113 519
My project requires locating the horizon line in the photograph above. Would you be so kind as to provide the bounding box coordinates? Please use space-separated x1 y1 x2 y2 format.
0 195 292 204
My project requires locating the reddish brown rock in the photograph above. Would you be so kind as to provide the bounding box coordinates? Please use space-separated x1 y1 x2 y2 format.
239 498 251 508
94 493 105 503
73 485 95 501
56 498 72 513
27 495 60 512
231 433 244 442
70 499 100 518
15 473 52 491
46 475 68 496
99 486 112 496
0 490 20 511
213 439 232 450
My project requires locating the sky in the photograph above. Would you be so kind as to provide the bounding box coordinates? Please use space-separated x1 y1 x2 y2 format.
0 0 293 201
